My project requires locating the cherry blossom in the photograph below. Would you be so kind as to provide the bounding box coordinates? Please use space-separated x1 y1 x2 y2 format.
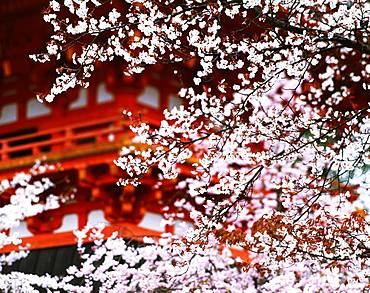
0 163 59 271
10 0 370 291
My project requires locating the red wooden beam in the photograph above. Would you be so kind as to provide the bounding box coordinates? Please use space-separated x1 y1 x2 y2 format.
0 222 163 254
0 223 250 261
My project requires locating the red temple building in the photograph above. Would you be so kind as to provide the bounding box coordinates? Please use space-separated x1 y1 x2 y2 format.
0 0 191 269
0 0 247 274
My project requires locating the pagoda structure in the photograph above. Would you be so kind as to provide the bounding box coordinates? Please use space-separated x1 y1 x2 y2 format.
0 0 189 256
0 0 249 275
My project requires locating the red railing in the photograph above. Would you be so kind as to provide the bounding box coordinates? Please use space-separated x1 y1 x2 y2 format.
0 114 161 162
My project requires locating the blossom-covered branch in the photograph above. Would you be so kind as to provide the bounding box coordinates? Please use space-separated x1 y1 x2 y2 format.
23 0 370 291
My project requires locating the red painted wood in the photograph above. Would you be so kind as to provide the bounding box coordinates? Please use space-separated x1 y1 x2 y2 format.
0 223 163 254
0 0 252 263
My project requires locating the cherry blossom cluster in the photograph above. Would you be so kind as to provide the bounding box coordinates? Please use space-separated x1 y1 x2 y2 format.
2 221 370 292
33 0 369 102
22 0 370 291
0 226 257 292
0 164 58 270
